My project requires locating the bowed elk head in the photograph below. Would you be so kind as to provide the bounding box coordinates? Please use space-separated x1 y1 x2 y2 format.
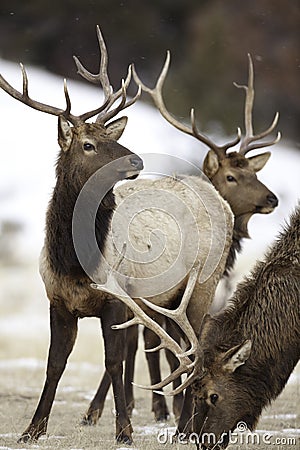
191 335 254 449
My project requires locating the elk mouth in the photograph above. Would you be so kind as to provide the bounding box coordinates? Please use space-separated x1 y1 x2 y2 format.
123 171 140 180
256 204 277 214
117 155 144 180
255 193 279 214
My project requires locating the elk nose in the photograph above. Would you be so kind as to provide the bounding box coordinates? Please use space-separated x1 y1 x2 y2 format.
129 155 143 171
266 193 278 208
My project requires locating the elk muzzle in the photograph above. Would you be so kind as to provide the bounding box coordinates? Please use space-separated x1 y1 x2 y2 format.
257 191 278 214
117 154 144 179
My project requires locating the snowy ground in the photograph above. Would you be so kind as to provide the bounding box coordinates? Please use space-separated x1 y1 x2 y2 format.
0 59 299 449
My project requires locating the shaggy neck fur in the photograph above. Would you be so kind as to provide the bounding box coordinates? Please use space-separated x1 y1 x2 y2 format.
223 213 252 275
207 207 300 418
45 154 115 278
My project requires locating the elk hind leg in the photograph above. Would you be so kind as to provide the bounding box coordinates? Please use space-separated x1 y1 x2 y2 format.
81 367 111 426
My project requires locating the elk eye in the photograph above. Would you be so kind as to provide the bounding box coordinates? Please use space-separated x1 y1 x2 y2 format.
210 394 219 405
226 175 236 182
83 142 96 152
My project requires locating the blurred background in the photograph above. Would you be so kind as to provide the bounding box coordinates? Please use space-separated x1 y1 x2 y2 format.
0 0 299 141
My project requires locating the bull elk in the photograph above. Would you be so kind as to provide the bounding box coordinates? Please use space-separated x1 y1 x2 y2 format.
0 26 143 444
96 204 300 449
83 53 281 427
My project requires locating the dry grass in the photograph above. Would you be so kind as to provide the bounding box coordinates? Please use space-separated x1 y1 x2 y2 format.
0 263 299 450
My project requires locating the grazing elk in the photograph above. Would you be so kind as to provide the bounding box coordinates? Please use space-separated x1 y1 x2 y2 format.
97 204 300 449
0 26 143 444
191 207 300 449
83 53 281 427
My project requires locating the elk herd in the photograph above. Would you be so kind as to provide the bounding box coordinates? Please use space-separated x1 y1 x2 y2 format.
0 26 298 449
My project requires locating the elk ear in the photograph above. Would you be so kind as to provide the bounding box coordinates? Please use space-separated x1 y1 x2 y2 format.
203 150 219 178
106 116 128 140
222 340 252 373
247 152 271 172
58 116 73 152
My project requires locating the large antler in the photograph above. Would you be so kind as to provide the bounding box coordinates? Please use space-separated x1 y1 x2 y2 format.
0 26 140 126
132 51 241 160
92 248 204 396
234 53 281 155
73 25 141 124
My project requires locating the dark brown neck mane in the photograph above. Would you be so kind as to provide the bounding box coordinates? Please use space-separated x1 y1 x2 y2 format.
223 214 252 276
45 155 115 278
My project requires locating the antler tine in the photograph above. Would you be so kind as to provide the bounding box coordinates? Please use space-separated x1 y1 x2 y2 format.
0 62 81 124
96 65 142 124
139 263 201 358
63 79 72 116
92 250 203 393
114 297 197 392
93 282 195 391
133 52 240 157
74 26 140 124
132 51 195 137
73 25 111 99
0 27 131 125
234 53 281 155
191 108 241 159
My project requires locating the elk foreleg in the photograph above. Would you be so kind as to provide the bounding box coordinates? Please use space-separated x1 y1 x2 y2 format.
143 326 170 421
101 299 133 444
18 303 78 443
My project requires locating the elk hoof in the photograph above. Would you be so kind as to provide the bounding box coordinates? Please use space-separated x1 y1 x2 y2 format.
81 408 101 426
153 405 170 422
153 397 170 422
155 412 170 422
18 426 46 443
17 433 32 444
116 434 133 445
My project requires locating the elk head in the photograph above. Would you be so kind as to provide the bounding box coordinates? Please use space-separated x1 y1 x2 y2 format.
133 53 280 238
190 315 258 449
0 26 143 187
